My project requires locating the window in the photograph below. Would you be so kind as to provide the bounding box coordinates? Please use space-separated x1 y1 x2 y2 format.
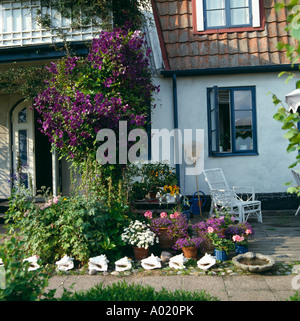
193 0 262 33
0 0 101 48
205 0 251 29
207 86 258 156
18 107 27 123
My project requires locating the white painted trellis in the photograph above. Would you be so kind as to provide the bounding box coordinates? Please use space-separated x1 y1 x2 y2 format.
0 0 101 48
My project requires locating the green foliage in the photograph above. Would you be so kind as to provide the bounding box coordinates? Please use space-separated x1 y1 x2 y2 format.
272 1 300 196
0 65 50 101
39 0 151 31
0 237 54 301
6 191 132 264
59 280 219 301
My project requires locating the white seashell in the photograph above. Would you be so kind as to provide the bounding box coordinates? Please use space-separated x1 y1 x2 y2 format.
88 254 109 272
141 254 162 270
169 253 188 270
23 255 40 271
56 255 74 271
115 256 132 272
197 253 216 270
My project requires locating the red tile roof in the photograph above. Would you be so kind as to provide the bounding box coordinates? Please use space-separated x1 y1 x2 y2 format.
152 0 295 71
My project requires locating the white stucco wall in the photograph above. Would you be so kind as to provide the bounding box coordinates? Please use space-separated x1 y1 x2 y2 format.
151 72 299 196
0 95 12 199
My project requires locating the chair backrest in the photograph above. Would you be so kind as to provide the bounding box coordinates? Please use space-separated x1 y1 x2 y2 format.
202 168 230 191
291 169 300 186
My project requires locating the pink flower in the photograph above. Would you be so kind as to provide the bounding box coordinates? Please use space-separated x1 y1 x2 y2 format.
232 235 244 242
144 211 152 219
160 212 167 218
170 214 174 219
53 197 60 204
245 229 252 235
173 212 180 218
207 226 214 233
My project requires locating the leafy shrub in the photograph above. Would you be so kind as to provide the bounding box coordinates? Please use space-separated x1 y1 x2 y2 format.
59 280 219 301
6 193 131 264
0 237 54 301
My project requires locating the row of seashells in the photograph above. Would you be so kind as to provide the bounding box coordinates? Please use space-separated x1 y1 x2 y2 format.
0 252 216 272
87 252 217 272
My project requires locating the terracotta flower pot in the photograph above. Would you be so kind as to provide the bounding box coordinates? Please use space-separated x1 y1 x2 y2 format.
182 246 198 259
133 247 149 260
158 228 175 250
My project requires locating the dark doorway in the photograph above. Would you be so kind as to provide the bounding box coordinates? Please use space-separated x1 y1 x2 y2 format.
34 110 52 194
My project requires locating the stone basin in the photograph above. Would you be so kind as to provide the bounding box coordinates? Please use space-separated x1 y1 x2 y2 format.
232 252 275 273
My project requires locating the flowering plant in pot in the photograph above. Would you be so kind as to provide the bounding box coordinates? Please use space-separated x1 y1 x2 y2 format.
121 220 158 260
207 227 234 260
173 236 204 259
232 228 253 254
144 211 188 249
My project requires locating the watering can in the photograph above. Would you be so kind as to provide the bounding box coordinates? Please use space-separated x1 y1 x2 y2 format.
191 191 206 215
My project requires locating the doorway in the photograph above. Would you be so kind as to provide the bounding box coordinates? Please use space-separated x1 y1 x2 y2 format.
11 100 52 195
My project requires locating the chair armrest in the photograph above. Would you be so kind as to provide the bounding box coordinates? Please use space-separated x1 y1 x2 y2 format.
233 186 255 201
211 189 235 208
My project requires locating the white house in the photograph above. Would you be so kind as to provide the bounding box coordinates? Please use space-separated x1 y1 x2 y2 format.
148 0 300 209
0 0 299 211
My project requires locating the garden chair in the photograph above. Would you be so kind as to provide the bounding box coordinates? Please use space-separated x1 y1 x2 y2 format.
202 168 262 223
291 169 300 216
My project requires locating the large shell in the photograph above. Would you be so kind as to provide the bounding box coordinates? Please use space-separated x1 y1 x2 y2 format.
141 254 162 270
56 255 74 271
23 255 40 271
169 253 188 270
197 253 216 270
88 254 109 272
115 256 132 272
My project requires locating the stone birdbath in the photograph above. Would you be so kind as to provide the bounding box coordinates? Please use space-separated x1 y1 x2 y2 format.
232 252 275 273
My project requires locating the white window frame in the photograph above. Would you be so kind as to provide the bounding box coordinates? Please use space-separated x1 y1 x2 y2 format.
195 0 261 32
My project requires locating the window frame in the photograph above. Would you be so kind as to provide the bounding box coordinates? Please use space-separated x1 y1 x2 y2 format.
192 0 265 34
203 0 252 30
207 86 258 157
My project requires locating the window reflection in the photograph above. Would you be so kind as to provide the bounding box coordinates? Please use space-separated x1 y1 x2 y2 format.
18 107 27 123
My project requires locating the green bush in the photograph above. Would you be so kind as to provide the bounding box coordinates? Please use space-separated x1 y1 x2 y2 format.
59 280 219 301
0 236 54 301
6 193 131 264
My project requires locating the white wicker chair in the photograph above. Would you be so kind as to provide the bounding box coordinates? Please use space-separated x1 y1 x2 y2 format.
291 169 300 216
202 168 262 223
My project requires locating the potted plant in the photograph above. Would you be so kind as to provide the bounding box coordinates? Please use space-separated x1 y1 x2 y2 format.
207 227 234 261
121 220 158 260
139 162 178 200
159 184 180 203
145 211 188 250
232 228 253 254
173 236 204 259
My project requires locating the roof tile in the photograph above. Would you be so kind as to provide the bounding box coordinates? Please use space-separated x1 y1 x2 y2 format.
154 0 293 70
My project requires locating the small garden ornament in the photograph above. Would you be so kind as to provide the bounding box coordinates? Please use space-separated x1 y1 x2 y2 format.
115 257 132 272
169 253 188 270
197 253 216 270
88 254 109 272
56 255 74 271
141 254 162 270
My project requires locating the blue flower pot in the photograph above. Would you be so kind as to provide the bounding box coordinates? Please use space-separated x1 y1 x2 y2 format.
235 244 248 254
214 249 228 261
